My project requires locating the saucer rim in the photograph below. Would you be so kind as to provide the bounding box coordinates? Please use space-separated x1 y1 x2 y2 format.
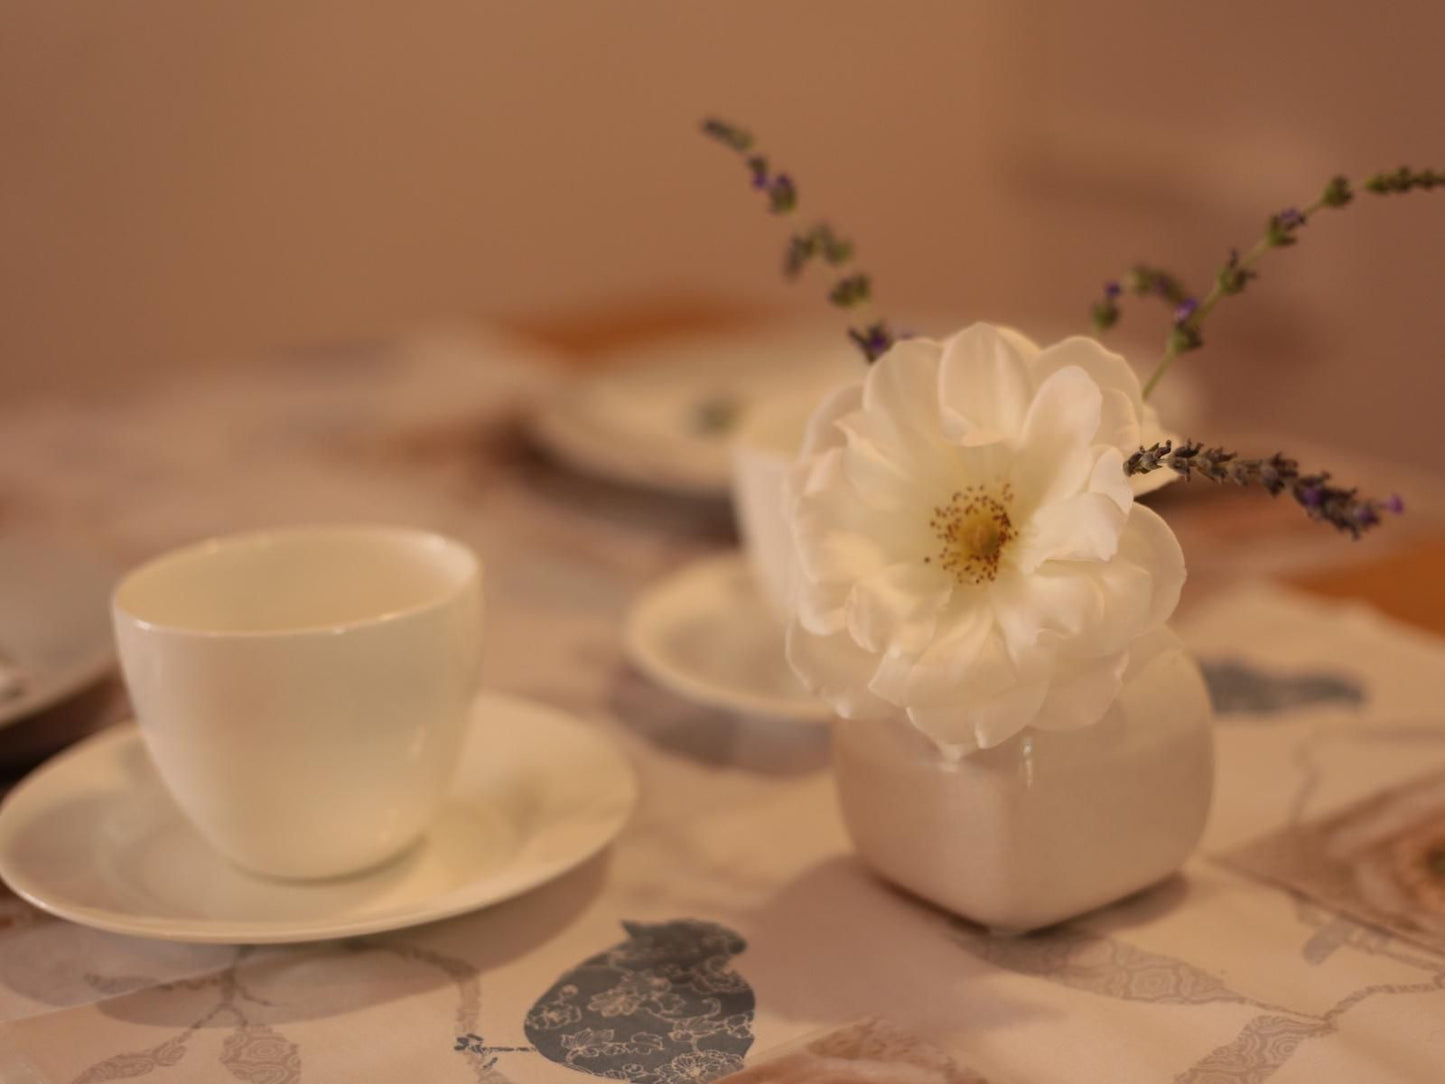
625 552 835 726
0 642 115 729
0 691 638 944
0 532 118 729
528 391 732 500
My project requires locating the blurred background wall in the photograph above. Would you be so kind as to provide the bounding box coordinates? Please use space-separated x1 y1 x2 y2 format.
2 1 1442 467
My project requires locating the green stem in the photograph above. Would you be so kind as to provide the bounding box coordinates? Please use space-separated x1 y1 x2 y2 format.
1141 193 1329 400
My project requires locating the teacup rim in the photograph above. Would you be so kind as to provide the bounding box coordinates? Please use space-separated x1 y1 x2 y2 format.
112 523 480 639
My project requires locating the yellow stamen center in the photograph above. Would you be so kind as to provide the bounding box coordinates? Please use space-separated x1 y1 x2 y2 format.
926 483 1016 585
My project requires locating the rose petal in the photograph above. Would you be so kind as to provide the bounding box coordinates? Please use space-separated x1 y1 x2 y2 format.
937 324 1034 445
907 679 1050 753
866 645 917 703
836 423 938 517
1097 387 1143 457
791 451 890 582
861 338 947 452
989 566 1098 655
1088 446 1134 512
1011 366 1102 511
1117 503 1186 629
785 621 894 720
1016 490 1127 571
997 325 1043 359
846 562 950 654
1027 336 1143 415
903 606 1016 705
1030 650 1130 732
798 383 863 458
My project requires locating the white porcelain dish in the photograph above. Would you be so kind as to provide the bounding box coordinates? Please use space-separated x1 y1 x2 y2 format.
0 692 637 944
624 553 833 725
528 323 858 499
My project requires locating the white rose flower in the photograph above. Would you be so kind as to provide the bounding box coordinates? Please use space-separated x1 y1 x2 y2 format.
784 323 1186 756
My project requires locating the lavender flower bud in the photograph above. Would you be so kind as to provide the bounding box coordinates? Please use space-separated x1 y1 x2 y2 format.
1168 325 1202 354
828 273 870 308
1217 249 1256 295
1124 440 1399 538
1365 166 1444 194
848 321 894 362
783 235 815 278
768 174 797 213
1266 210 1304 247
820 229 853 265
1091 301 1120 332
700 118 754 152
1321 176 1353 207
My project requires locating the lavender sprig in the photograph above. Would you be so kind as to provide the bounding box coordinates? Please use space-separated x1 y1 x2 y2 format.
1363 166 1445 195
784 224 853 278
847 322 895 361
701 116 897 362
1091 170 1442 399
1125 440 1404 538
1091 265 1195 333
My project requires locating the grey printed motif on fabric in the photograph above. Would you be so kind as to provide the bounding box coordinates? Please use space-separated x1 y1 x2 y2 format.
525 919 755 1083
1175 1015 1334 1084
952 921 1276 1010
716 1017 989 1083
69 952 302 1084
1200 659 1365 718
1222 768 1445 958
219 1025 302 1083
952 911 1445 1081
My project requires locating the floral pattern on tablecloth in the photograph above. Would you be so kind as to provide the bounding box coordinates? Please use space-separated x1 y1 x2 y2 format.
2 334 1445 1082
1222 769 1445 957
524 920 754 1083
717 1016 988 1083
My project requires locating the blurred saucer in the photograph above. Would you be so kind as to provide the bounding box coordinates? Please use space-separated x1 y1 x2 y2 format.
625 553 834 725
0 692 637 944
528 323 857 499
0 531 117 730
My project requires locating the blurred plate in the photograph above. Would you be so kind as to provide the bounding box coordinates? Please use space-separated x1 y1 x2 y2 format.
0 532 117 730
527 319 1205 500
625 552 834 724
528 322 860 499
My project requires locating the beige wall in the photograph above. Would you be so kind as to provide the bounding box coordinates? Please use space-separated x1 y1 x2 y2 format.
2 2 1443 469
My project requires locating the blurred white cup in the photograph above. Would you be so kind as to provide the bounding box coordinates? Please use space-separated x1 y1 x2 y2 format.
112 525 482 880
729 389 836 621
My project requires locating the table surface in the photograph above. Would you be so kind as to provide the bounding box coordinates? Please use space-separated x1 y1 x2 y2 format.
1 323 1443 1083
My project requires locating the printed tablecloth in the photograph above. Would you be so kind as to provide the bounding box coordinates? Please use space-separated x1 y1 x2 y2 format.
1 328 1443 1083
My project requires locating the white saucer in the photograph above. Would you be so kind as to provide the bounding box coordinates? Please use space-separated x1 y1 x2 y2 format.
0 692 637 944
528 322 858 499
0 531 117 729
625 553 834 725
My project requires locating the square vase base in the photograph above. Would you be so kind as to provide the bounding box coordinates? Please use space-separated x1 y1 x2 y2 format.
831 642 1214 933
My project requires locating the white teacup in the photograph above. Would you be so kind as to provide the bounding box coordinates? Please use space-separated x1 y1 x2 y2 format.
730 389 833 620
112 525 482 880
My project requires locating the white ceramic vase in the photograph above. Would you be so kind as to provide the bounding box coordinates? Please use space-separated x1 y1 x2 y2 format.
831 626 1214 932
731 385 1213 933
